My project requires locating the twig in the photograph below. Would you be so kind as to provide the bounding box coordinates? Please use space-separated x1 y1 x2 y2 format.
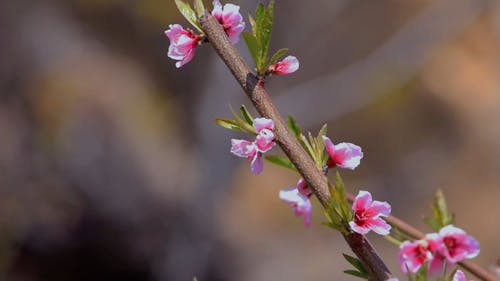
199 12 392 281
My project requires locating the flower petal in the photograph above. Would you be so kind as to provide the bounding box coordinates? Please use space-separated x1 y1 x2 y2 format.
352 190 372 211
253 118 274 132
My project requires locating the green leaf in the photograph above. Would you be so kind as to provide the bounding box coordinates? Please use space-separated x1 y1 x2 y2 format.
317 124 328 139
287 116 302 138
415 263 428 281
214 118 242 131
334 172 352 221
193 0 205 17
175 0 203 33
248 15 257 37
256 1 274 74
265 155 297 171
343 270 369 279
343 254 368 274
240 105 254 125
325 183 349 234
424 189 454 231
269 48 289 65
230 107 257 134
300 134 315 160
243 33 259 69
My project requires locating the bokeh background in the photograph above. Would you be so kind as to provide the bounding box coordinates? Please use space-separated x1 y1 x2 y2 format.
1 0 499 280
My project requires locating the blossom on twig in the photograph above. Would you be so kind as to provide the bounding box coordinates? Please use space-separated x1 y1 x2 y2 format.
322 136 363 170
269 56 300 75
212 0 245 44
280 179 312 227
230 118 275 175
165 24 201 68
349 190 391 235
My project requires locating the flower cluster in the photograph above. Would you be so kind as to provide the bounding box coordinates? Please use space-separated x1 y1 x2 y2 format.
230 118 275 175
165 0 244 68
280 136 368 226
399 225 480 275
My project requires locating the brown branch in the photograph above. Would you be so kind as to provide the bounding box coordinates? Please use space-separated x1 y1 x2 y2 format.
199 12 392 281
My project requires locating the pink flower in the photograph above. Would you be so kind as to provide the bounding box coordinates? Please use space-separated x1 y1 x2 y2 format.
279 179 312 227
349 190 391 235
165 24 201 68
212 0 245 44
296 178 313 197
229 118 275 175
399 239 434 274
322 136 363 170
253 118 275 153
435 225 480 264
230 139 262 175
453 270 468 281
269 56 300 75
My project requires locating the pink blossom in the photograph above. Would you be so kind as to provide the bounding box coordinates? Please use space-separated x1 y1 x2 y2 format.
453 270 468 281
254 118 275 153
399 239 434 274
229 118 275 175
322 136 363 170
269 56 300 75
279 180 312 227
296 178 313 197
212 0 245 44
435 225 480 264
349 190 391 235
165 24 201 68
230 139 262 175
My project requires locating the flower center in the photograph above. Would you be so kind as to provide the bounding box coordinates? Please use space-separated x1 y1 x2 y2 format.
354 211 368 226
443 237 457 249
414 245 429 263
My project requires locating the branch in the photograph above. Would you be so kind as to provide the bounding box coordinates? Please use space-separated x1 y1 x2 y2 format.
199 12 392 281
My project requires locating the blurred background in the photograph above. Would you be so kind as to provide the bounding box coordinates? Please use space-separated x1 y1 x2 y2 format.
1 0 499 280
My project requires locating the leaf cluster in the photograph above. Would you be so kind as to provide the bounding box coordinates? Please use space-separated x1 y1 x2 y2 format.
287 117 329 170
243 1 289 77
323 173 353 234
174 0 206 33
215 105 257 135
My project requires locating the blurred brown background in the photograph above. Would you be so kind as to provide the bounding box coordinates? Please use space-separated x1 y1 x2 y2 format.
0 0 499 280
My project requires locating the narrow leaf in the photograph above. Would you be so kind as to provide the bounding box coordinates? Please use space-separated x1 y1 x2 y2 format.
257 1 274 74
248 15 257 36
243 33 259 69
265 155 297 171
287 116 302 138
334 172 352 221
343 270 369 279
343 254 368 274
240 105 254 125
300 134 315 160
424 189 454 231
175 0 203 33
193 0 205 17
230 107 257 134
214 118 242 131
269 48 289 65
317 124 328 139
